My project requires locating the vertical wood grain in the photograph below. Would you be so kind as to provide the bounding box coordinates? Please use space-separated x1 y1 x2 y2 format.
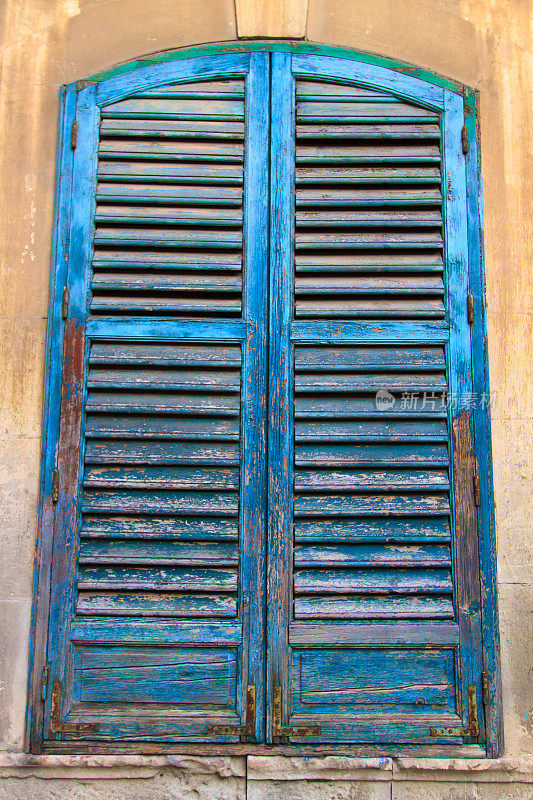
443 89 485 741
43 85 100 736
463 89 503 757
26 85 77 753
267 51 295 744
452 410 484 742
240 51 270 740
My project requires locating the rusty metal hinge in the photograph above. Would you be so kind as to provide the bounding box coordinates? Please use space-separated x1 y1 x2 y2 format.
41 666 49 701
473 461 481 507
462 124 469 155
467 293 475 324
272 684 321 740
50 681 99 736
51 471 59 504
71 121 78 150
205 684 256 740
481 671 490 707
430 685 480 739
62 287 69 320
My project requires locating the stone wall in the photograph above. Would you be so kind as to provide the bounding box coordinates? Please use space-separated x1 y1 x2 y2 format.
0 0 531 794
0 754 532 799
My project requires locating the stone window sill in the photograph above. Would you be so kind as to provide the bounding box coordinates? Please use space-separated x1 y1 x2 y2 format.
0 753 531 783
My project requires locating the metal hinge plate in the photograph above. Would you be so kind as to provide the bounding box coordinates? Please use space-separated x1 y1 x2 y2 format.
430 685 480 739
467 294 475 324
205 685 256 740
473 461 481 507
62 287 69 320
41 666 49 701
50 681 99 737
482 672 490 706
51 471 59 504
462 124 469 155
272 684 321 740
71 121 78 150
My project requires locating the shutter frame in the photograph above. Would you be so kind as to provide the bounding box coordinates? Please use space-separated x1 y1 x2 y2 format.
462 89 503 757
28 46 501 756
443 88 486 744
27 83 78 754
42 83 101 739
266 51 295 743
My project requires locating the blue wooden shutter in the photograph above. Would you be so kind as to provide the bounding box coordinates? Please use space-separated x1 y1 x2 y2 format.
266 53 485 746
31 48 496 754
40 53 269 744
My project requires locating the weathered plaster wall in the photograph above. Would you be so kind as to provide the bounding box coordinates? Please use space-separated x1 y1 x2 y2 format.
0 0 531 794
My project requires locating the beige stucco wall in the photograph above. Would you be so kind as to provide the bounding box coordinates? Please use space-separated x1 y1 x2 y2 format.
0 0 531 794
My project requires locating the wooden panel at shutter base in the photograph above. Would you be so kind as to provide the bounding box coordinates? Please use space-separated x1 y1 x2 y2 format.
291 648 457 715
286 645 470 745
72 646 238 707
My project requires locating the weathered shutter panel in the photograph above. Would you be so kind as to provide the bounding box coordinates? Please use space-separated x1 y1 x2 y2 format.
294 79 444 321
92 80 245 317
293 78 450 623
42 53 269 744
79 342 242 620
267 53 485 745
